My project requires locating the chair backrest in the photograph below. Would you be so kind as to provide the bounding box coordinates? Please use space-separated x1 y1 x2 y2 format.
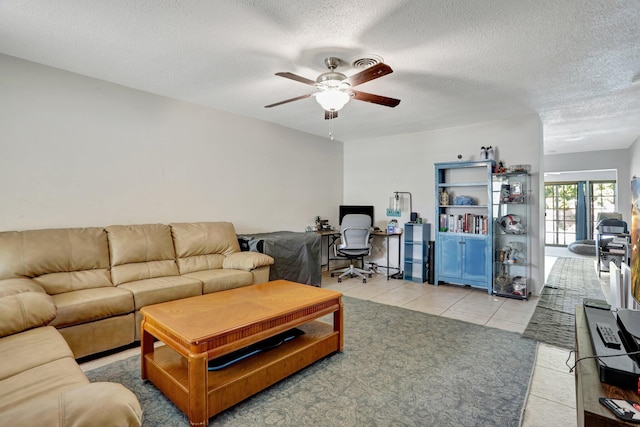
596 218 628 234
338 214 372 250
597 212 623 222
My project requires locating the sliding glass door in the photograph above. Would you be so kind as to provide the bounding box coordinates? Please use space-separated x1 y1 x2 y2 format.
545 181 617 246
589 181 616 236
545 183 577 246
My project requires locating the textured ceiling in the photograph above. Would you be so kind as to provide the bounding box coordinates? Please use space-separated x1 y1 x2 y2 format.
1 0 639 154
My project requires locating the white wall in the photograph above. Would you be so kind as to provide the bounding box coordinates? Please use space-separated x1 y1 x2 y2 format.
0 54 343 234
544 149 631 225
3 54 587 296
628 138 640 179
343 114 545 295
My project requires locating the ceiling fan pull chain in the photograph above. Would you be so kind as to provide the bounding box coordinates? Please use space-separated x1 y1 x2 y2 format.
329 112 335 140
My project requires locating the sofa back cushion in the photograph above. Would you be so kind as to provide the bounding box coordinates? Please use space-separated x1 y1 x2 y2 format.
171 222 241 274
106 224 179 285
0 227 112 295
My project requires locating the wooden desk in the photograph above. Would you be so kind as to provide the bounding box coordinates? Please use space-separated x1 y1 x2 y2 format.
316 229 403 280
371 230 403 280
315 230 340 272
575 306 638 426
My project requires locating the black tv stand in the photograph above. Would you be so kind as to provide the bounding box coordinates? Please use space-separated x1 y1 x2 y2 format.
617 309 640 362
584 305 640 390
576 306 640 425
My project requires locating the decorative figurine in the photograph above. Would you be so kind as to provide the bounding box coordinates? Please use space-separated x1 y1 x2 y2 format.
439 189 449 206
500 184 511 203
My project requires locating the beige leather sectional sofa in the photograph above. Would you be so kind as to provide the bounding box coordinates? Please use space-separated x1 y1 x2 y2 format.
0 221 274 425
0 221 274 358
0 278 143 426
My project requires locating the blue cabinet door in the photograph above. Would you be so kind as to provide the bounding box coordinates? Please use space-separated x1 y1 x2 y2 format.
438 234 462 279
437 234 489 289
463 236 487 282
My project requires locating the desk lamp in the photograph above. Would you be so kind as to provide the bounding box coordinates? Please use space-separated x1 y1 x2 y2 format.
386 191 413 219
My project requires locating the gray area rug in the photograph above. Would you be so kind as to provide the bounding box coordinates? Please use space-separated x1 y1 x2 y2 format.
522 257 605 349
87 296 537 427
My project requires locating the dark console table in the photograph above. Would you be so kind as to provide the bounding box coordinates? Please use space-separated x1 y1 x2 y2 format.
575 306 637 426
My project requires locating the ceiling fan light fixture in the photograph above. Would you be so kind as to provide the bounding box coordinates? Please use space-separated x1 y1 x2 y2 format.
316 88 351 111
317 71 348 85
266 56 399 116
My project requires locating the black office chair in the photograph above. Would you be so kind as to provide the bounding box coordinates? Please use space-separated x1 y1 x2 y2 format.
331 214 372 283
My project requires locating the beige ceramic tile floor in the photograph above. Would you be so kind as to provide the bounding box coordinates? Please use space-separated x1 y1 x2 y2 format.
81 247 603 426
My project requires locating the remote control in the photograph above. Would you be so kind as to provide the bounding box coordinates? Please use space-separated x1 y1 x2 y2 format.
600 398 640 423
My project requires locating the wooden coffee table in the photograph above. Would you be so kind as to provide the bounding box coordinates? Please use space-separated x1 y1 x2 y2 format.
140 280 343 427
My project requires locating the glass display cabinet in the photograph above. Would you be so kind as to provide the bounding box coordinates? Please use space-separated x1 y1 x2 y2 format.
492 171 531 300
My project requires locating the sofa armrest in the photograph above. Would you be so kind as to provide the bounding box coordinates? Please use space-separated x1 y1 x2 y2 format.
222 252 274 271
0 277 47 296
0 278 56 338
60 382 142 427
0 382 142 427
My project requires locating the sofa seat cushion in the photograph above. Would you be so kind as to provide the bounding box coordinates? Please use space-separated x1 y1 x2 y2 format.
118 275 202 309
0 382 142 427
184 269 253 294
49 287 135 328
0 326 72 381
223 251 274 271
0 356 88 413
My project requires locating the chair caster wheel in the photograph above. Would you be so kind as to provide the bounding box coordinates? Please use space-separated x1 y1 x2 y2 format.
331 273 335 277
337 278 342 283
368 274 372 278
362 279 367 283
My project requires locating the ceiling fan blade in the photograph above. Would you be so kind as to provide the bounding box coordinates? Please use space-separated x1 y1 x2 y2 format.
325 110 338 120
275 72 317 86
264 93 314 108
345 63 393 87
351 90 401 107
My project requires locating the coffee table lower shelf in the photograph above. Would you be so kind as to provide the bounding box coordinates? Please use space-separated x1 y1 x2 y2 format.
143 321 338 421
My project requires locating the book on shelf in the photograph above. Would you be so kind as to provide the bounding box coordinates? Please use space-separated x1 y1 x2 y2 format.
439 213 488 234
